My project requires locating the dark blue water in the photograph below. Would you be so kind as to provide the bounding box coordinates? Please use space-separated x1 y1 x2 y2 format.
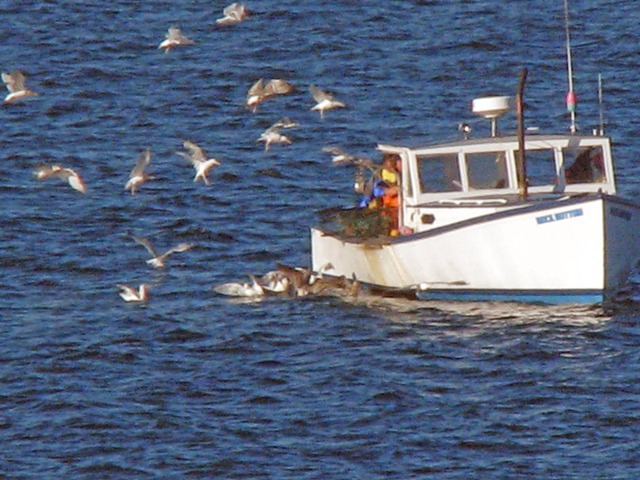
2 0 640 478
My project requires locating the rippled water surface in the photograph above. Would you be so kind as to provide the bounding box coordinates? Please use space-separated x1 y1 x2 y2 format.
2 0 640 478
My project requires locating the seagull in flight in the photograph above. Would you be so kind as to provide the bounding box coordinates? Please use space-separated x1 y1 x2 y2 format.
322 147 375 194
2 70 39 103
125 149 154 195
117 284 150 302
271 117 299 129
322 146 356 165
33 165 87 194
245 78 293 113
175 140 221 185
310 85 345 119
257 125 292 151
216 3 249 26
158 27 195 53
322 146 374 169
128 232 194 269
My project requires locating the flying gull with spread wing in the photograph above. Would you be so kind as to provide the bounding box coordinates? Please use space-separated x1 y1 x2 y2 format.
117 284 150 302
245 78 293 113
158 27 195 53
310 85 345 119
33 165 87 194
322 146 374 169
216 3 249 26
175 140 221 185
128 232 194 269
2 69 39 103
125 149 154 195
257 124 292 152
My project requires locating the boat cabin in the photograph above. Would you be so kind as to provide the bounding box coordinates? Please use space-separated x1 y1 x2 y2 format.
378 133 616 234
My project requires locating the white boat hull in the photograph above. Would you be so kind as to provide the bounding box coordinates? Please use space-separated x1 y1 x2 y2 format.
311 194 640 303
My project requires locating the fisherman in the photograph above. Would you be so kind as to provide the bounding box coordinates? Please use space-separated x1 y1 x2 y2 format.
379 154 401 234
357 153 401 235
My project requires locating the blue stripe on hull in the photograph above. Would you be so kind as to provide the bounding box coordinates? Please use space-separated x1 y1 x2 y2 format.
416 289 604 305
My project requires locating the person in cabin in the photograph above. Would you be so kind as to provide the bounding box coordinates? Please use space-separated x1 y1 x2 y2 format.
359 154 400 204
565 147 605 184
379 154 401 233
353 153 404 236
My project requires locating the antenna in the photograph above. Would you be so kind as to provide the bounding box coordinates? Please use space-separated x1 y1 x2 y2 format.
598 73 605 136
564 0 577 133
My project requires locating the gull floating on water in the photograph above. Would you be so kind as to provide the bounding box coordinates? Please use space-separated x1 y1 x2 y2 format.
276 262 334 297
125 149 154 195
2 70 39 103
214 263 338 298
33 164 87 194
309 273 360 297
257 270 291 293
216 2 249 26
128 232 194 269
117 283 149 302
213 269 294 297
213 274 265 297
310 85 345 119
245 78 293 113
175 140 221 185
158 27 195 53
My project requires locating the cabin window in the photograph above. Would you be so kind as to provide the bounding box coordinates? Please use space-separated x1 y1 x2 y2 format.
417 153 461 192
525 149 557 186
563 146 606 183
465 152 508 189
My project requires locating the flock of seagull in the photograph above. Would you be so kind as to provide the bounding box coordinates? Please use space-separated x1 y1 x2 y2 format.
4 2 362 304
213 262 360 300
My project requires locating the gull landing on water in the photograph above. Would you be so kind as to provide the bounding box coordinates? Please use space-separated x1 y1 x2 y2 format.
245 78 293 113
310 85 345 119
2 70 39 104
128 232 194 269
158 27 195 53
125 149 154 195
33 165 87 194
117 284 149 302
175 140 220 185
216 2 249 26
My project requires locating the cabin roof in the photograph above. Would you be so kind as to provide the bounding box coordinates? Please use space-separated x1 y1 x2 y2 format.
378 133 609 152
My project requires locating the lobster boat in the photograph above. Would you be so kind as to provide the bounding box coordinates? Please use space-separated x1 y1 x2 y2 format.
311 92 640 304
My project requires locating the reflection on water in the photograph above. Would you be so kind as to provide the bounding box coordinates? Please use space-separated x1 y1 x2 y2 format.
338 291 612 327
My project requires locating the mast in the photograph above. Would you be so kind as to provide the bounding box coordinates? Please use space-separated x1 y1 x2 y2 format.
598 73 605 136
516 68 528 199
564 0 577 133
